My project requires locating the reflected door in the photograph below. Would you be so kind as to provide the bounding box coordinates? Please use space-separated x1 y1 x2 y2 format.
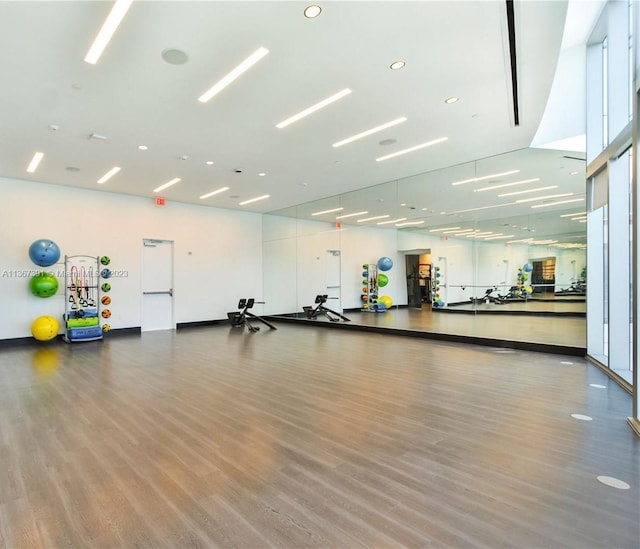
405 255 422 308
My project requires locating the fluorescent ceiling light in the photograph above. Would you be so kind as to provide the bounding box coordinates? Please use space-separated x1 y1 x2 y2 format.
444 97 459 104
377 218 407 225
84 0 133 64
198 47 269 103
312 207 344 216
473 178 540 192
138 145 148 150
357 215 390 223
26 152 44 173
390 61 406 70
396 221 425 227
200 186 229 199
153 178 181 193
531 198 585 209
560 211 585 217
507 238 534 244
332 117 407 148
571 216 587 221
239 194 270 205
447 229 477 235
429 226 460 232
376 137 448 162
336 211 368 219
451 169 519 186
579 219 587 222
276 88 352 129
450 202 514 214
97 166 121 184
498 185 558 197
484 234 515 240
516 193 573 204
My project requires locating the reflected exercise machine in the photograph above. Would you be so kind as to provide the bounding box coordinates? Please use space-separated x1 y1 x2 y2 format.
227 298 277 332
303 294 351 322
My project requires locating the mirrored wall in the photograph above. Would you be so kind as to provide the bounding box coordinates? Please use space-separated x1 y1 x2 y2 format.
263 146 586 348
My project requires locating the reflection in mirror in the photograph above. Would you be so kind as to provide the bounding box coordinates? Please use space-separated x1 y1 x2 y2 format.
264 147 586 351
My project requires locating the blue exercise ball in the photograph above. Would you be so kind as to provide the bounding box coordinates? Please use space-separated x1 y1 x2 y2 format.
377 256 393 271
523 263 533 273
28 239 60 267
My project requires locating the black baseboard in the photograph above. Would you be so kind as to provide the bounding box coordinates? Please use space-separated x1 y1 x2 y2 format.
177 319 228 329
0 326 141 348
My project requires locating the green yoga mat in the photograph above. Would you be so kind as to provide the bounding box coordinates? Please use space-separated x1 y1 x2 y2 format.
66 317 99 328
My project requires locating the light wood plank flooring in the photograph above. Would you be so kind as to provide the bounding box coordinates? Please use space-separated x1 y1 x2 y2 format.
0 324 637 548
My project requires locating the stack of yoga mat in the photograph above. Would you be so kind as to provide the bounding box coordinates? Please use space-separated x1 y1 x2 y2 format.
65 309 102 340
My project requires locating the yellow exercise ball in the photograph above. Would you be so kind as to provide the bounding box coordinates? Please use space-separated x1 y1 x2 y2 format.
379 295 393 308
31 315 59 341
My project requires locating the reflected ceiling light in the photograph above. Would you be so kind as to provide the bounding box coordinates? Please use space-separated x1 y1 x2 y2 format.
429 227 461 232
375 137 448 162
473 178 540 192
84 0 133 64
485 234 515 240
138 145 148 151
258 172 266 176
276 88 352 128
450 202 514 214
357 214 390 222
336 211 368 219
531 197 585 209
333 117 407 148
451 169 519 186
97 166 121 184
312 207 344 216
498 185 557 197
153 178 181 192
570 171 580 175
239 194 270 205
560 211 585 217
447 229 476 235
516 193 573 204
198 47 269 103
377 217 407 225
578 219 587 222
26 151 44 173
396 221 425 227
444 96 459 104
571 216 587 221
206 161 215 165
304 5 322 18
507 238 534 244
199 186 229 199
390 60 406 70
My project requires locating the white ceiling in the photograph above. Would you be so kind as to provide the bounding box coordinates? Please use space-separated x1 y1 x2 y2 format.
0 0 582 239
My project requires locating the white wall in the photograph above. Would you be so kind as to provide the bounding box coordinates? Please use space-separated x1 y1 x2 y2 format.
0 177 262 339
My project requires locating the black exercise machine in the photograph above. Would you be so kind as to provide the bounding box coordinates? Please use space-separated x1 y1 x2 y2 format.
227 298 277 332
302 294 351 322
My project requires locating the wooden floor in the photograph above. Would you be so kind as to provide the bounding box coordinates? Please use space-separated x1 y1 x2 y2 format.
0 324 637 548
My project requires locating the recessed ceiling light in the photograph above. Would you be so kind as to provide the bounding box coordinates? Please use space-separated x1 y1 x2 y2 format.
444 97 459 104
560 211 585 217
304 5 322 18
26 152 44 173
390 61 405 70
138 145 148 150
375 137 448 162
312 207 344 216
276 88 352 129
450 202 514 214
153 178 181 193
258 172 266 177
198 47 269 103
485 234 515 240
570 171 580 175
333 117 407 148
205 161 214 165
451 169 520 186
335 211 368 219
84 0 133 64
162 49 189 65
239 194 270 205
430 227 461 232
97 166 121 184
200 186 229 199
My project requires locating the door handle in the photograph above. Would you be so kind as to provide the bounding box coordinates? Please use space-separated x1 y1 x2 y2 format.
143 289 173 296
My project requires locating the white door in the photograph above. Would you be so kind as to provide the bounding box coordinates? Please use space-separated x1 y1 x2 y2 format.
142 239 174 331
325 249 341 312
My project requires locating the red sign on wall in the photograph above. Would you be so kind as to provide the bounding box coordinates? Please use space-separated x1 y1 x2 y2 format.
155 197 166 206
